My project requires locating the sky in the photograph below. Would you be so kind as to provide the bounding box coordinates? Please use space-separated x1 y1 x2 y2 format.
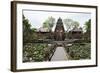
23 10 91 31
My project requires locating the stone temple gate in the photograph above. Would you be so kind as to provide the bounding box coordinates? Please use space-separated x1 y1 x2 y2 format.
54 17 65 41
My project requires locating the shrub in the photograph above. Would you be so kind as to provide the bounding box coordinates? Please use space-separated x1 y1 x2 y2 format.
23 43 48 62
67 43 91 60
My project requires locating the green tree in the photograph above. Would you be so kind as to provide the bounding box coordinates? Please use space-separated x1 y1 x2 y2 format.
84 19 91 32
43 16 55 31
73 21 79 28
23 15 31 30
43 20 50 29
64 18 79 32
23 15 36 43
23 15 31 43
83 19 91 41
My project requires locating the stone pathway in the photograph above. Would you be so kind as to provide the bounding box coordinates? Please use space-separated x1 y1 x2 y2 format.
51 47 69 61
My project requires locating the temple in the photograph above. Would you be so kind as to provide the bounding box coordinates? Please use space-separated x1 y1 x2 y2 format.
54 17 65 41
68 27 83 39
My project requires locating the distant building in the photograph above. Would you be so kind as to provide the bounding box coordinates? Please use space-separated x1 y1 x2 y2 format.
37 27 50 32
54 18 65 41
35 27 53 40
68 27 83 39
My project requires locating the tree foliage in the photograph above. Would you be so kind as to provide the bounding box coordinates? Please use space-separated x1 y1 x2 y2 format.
43 16 55 30
23 15 31 43
84 19 91 32
83 19 91 41
64 18 79 32
23 15 36 43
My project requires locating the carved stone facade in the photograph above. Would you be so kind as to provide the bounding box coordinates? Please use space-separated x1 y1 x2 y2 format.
54 18 65 41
